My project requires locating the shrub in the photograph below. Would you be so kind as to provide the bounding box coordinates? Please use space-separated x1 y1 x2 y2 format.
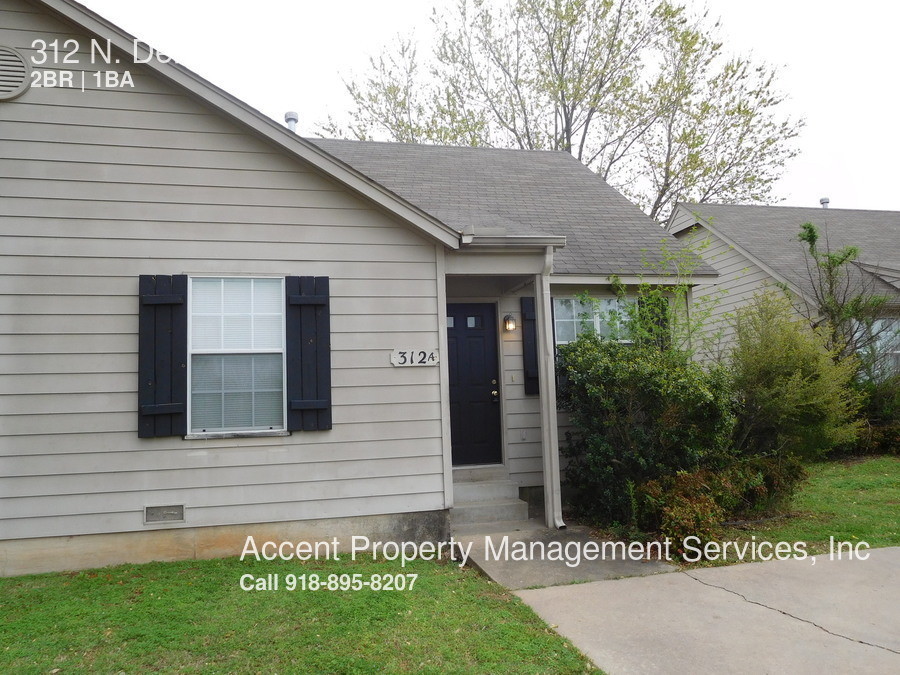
853 373 900 455
558 286 845 539
635 456 807 555
730 291 862 460
636 471 725 550
558 335 734 524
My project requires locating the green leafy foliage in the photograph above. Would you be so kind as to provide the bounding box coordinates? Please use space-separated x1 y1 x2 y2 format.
730 291 863 460
718 456 900 554
559 284 863 549
557 238 734 526
636 456 807 554
853 374 900 455
558 242 869 549
790 222 898 455
558 335 734 524
794 222 890 368
606 232 725 357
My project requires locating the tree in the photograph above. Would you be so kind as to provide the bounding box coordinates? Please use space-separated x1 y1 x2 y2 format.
730 291 861 460
321 0 802 221
787 223 900 456
793 222 893 377
637 16 802 220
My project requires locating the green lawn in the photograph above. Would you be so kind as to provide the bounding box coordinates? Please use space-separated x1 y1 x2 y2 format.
719 455 900 556
0 554 596 674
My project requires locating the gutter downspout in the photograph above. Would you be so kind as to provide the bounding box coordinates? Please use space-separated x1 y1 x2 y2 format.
534 246 566 529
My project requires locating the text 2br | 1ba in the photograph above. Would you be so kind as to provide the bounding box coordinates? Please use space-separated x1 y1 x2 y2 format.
31 69 133 89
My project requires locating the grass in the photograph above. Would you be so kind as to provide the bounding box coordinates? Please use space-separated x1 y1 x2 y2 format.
0 554 597 674
715 455 900 558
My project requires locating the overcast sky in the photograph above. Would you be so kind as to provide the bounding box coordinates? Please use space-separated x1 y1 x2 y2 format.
78 0 900 212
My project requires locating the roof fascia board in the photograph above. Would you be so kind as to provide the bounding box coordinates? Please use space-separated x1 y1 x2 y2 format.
36 0 461 250
666 203 701 235
462 235 567 249
671 206 815 304
550 274 717 287
857 261 900 277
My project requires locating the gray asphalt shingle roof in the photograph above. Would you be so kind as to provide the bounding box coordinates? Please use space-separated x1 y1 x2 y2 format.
681 203 900 303
310 139 712 276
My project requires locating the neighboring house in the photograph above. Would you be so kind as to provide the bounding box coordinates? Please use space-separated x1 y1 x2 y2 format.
667 203 900 369
0 0 714 575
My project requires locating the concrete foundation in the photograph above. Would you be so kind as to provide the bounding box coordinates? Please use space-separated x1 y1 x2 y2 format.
519 485 545 520
0 509 450 577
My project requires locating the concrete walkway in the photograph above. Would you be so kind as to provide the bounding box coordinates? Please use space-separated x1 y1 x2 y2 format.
453 520 673 589
517 546 900 674
453 522 900 672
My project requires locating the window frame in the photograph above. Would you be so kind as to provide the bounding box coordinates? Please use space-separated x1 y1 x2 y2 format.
552 295 635 346
870 317 900 376
186 275 289 438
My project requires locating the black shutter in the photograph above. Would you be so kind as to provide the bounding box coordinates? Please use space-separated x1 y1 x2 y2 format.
521 296 540 395
138 275 187 438
286 276 332 431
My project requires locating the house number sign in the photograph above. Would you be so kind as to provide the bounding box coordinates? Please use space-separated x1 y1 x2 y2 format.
390 349 439 367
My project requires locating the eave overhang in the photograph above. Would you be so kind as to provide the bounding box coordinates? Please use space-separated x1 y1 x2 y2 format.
460 235 567 249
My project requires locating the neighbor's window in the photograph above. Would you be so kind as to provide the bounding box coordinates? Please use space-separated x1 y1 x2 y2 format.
189 277 285 433
871 318 900 375
552 297 633 345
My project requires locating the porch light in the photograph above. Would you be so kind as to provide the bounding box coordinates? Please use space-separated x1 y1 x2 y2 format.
503 314 516 332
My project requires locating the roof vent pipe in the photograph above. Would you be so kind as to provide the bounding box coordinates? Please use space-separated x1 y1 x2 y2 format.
820 197 830 208
284 111 299 133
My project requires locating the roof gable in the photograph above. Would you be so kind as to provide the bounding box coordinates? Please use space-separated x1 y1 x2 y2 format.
312 139 715 277
31 0 461 249
27 0 713 277
671 203 900 305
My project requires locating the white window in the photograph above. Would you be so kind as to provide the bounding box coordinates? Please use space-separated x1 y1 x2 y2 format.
552 296 633 345
188 277 285 433
871 318 900 375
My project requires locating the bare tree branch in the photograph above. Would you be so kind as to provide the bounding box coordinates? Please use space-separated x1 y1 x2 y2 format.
322 0 803 222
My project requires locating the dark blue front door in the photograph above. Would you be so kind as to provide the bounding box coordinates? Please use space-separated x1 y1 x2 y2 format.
447 303 502 465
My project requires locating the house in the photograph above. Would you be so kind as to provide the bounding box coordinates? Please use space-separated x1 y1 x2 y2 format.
667 203 900 369
0 0 714 575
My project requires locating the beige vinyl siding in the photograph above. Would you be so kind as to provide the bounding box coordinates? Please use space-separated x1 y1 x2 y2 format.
498 293 543 487
0 3 445 540
499 282 626 487
673 224 778 359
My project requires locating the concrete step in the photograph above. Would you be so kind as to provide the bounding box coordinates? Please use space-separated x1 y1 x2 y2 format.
454 479 520 503
452 465 509 482
451 518 546 537
450 498 530 525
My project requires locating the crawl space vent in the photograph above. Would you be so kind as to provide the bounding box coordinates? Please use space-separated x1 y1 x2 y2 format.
0 46 31 101
145 505 185 523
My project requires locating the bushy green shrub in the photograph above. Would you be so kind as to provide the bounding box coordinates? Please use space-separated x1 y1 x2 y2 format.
558 288 856 540
558 335 734 524
635 471 725 550
854 373 900 455
730 292 862 460
635 456 807 554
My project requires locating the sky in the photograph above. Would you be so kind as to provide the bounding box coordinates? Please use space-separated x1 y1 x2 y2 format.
76 0 900 212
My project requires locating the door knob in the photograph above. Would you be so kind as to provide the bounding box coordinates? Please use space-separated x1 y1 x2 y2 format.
491 390 499 397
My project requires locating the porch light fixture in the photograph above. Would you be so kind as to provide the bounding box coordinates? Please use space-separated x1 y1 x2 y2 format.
503 314 516 332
